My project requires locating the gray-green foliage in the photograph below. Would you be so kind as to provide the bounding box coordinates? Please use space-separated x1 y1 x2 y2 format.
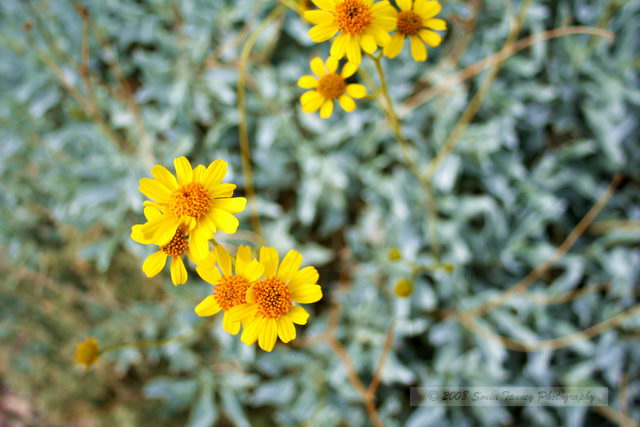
1 0 639 425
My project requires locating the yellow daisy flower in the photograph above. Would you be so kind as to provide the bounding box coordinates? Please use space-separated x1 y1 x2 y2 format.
305 0 397 65
74 337 100 369
137 157 247 260
194 245 264 335
298 56 367 118
132 206 198 286
227 247 322 352
383 0 446 61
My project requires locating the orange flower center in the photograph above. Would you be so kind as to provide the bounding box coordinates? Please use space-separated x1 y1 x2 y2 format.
214 275 250 311
334 0 373 35
252 277 292 319
160 230 188 257
397 10 423 36
317 74 346 99
170 182 211 219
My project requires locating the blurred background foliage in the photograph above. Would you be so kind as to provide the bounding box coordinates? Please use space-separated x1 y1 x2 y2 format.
1 0 639 425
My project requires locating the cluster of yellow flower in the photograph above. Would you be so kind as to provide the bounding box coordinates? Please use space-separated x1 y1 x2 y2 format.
298 0 446 118
131 157 322 352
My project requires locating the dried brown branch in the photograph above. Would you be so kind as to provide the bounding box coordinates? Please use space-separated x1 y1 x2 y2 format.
399 26 615 117
590 219 640 234
594 404 640 427
523 282 610 305
452 174 621 320
458 303 640 352
367 320 396 399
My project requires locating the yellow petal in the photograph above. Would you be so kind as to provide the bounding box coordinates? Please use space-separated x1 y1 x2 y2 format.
139 178 171 202
425 18 446 31
309 23 338 43
143 206 162 221
292 284 323 304
338 95 356 112
311 0 336 11
142 251 167 277
260 247 279 278
151 165 178 191
222 312 241 335
202 159 227 189
397 0 412 11
228 303 258 323
287 305 309 325
345 35 362 65
277 249 303 282
192 164 206 183
211 209 240 233
173 156 193 186
326 56 339 74
131 224 152 244
243 259 264 283
297 75 319 89
258 318 278 352
150 216 180 246
319 100 334 119
310 57 326 77
340 61 359 78
170 256 187 285
360 33 377 54
305 10 334 25
210 183 236 198
419 29 442 47
276 317 296 343
415 0 441 20
196 265 222 285
330 33 348 59
211 197 246 213
301 91 324 113
241 316 265 345
383 33 405 58
346 83 367 99
189 226 210 261
195 295 221 317
289 266 319 291
236 245 252 263
214 244 232 276
368 24 393 45
410 35 427 61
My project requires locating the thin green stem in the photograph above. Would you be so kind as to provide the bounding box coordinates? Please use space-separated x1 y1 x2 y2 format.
368 54 441 261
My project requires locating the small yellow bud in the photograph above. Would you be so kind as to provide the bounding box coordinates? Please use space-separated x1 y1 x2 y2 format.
388 248 402 262
442 263 454 273
74 337 100 369
394 279 413 298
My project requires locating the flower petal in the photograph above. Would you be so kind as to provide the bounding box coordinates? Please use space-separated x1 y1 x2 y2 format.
319 100 334 119
301 91 324 113
241 316 265 345
330 33 348 59
383 33 405 58
419 29 442 46
276 317 296 343
210 183 236 198
170 257 187 285
346 83 367 99
311 0 336 11
195 295 221 317
214 244 232 276
345 35 362 65
415 0 441 20
189 226 210 261
305 9 334 25
360 33 377 54
139 178 171 202
410 35 427 61
289 266 319 291
211 209 240 234
309 23 338 43
196 265 222 285
339 95 356 112
244 259 265 283
222 312 241 335
211 197 246 213
260 247 279 278
310 57 326 77
325 56 339 74
142 251 167 277
277 249 303 282
202 159 227 189
425 18 447 31
229 303 258 323
287 305 310 325
151 165 178 191
258 318 278 352
397 0 412 11
174 156 193 186
297 75 319 89
341 61 359 78
291 284 323 304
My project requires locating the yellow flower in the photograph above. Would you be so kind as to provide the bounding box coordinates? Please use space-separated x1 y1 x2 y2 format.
227 247 322 352
388 247 402 261
194 245 264 335
383 0 446 61
298 56 367 118
136 157 247 260
132 206 199 285
305 0 397 65
74 337 100 368
394 279 413 297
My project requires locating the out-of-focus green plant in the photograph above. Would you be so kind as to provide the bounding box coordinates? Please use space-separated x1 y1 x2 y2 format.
1 0 639 426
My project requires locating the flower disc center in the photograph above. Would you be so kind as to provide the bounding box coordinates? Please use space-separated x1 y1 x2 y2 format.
397 11 422 36
318 74 346 99
335 0 373 35
170 182 212 219
214 276 250 311
160 230 189 257
252 278 292 318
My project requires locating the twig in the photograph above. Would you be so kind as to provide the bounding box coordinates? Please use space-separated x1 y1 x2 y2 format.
523 282 610 305
594 405 640 427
